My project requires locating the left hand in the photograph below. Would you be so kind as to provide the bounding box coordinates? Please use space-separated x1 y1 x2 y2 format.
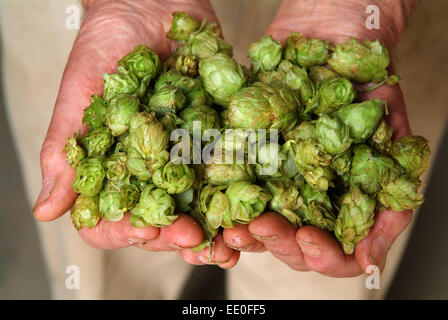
223 0 414 277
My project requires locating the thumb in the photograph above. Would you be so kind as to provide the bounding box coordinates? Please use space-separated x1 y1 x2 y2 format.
33 59 96 221
32 93 89 221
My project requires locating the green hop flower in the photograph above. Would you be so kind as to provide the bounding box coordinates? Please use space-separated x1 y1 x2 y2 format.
313 77 356 114
283 139 333 191
257 70 287 88
227 82 298 132
330 148 352 187
63 134 85 168
80 127 114 157
160 112 185 132
100 183 140 222
368 119 393 153
149 85 186 116
105 94 139 136
118 45 160 95
315 114 352 155
328 38 389 82
82 94 107 130
73 156 106 196
282 121 315 142
185 84 213 107
377 175 424 212
179 104 221 135
189 22 233 59
152 161 195 194
285 139 331 171
204 160 256 186
303 166 335 192
335 186 377 254
154 69 197 92
154 69 213 107
104 152 130 186
200 185 232 229
308 66 338 84
103 66 139 102
390 135 431 179
248 35 282 73
350 145 403 194
71 194 102 230
297 180 335 230
265 177 303 228
174 55 198 77
154 69 212 106
166 11 200 41
226 181 271 224
277 60 316 108
131 184 178 227
255 142 286 179
284 32 331 67
334 98 384 143
126 112 170 180
199 53 246 106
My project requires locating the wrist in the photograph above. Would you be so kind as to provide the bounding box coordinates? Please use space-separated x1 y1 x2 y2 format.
269 0 417 50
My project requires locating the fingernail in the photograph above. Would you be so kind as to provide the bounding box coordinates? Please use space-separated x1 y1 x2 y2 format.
370 236 389 270
198 255 229 265
33 179 55 212
198 255 213 264
127 237 147 246
297 239 321 257
226 244 253 251
249 233 280 244
168 243 185 250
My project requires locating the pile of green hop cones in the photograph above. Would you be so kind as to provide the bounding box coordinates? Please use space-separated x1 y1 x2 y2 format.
64 12 430 255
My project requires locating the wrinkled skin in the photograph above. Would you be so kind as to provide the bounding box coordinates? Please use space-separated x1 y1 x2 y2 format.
35 0 415 273
33 0 239 269
222 0 415 277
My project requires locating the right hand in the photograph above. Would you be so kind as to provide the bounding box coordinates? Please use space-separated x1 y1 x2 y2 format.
223 0 416 275
32 0 239 268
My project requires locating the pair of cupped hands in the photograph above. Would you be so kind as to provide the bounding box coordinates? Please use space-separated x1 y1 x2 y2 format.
33 0 413 276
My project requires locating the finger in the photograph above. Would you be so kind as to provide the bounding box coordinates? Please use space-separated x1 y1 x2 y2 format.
179 233 238 267
142 213 203 251
223 224 266 252
296 226 363 277
218 250 240 269
78 213 160 249
355 209 413 273
248 212 309 271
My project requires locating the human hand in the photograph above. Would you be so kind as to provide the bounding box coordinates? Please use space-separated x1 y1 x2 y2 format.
223 0 416 276
33 0 239 268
